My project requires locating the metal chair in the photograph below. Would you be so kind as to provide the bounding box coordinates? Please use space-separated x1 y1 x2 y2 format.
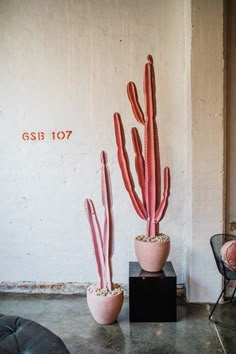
209 233 236 331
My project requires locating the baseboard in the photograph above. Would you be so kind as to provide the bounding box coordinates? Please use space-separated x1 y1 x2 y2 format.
0 281 90 295
0 281 185 297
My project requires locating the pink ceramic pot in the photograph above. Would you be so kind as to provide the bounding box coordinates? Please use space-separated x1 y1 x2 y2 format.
134 237 170 272
87 285 124 325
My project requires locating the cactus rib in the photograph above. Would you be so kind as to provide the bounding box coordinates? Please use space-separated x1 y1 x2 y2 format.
101 151 113 291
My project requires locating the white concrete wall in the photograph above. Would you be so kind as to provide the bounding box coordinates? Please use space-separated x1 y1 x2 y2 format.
0 0 225 301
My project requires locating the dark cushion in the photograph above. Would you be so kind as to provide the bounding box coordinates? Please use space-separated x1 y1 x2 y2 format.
0 314 70 354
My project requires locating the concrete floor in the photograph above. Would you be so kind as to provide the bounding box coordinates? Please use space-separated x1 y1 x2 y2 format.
0 293 235 354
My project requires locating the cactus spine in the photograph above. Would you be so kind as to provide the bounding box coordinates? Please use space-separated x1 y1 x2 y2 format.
114 55 170 238
85 151 113 291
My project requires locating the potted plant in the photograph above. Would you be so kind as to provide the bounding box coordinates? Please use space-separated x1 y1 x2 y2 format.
85 151 124 324
113 55 171 272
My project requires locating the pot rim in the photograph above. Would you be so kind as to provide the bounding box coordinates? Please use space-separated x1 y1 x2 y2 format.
135 234 170 243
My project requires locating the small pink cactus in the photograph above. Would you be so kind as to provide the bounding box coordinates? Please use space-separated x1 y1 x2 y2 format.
114 55 170 238
85 151 113 291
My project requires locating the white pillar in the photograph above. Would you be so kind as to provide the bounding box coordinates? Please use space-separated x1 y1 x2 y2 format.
186 0 225 302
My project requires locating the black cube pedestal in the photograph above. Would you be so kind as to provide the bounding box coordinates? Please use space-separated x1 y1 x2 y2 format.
129 261 176 322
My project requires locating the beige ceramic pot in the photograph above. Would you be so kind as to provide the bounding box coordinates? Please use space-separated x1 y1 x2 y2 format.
134 235 170 272
87 285 124 325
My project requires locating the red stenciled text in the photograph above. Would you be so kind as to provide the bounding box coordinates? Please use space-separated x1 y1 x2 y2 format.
22 131 73 141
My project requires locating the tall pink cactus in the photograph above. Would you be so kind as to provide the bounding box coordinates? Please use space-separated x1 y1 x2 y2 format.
85 151 113 291
114 55 170 238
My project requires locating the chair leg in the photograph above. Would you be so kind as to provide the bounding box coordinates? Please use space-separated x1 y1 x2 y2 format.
230 286 236 303
209 280 236 331
209 280 229 322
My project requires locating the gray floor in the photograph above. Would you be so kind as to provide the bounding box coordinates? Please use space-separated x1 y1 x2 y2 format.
0 293 235 354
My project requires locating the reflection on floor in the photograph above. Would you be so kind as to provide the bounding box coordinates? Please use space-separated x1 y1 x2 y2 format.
0 293 235 353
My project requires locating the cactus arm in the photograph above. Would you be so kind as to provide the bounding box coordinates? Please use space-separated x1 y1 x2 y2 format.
100 151 113 291
154 167 171 224
131 127 146 206
114 112 147 220
127 82 145 125
144 55 160 236
84 199 105 289
144 55 156 120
